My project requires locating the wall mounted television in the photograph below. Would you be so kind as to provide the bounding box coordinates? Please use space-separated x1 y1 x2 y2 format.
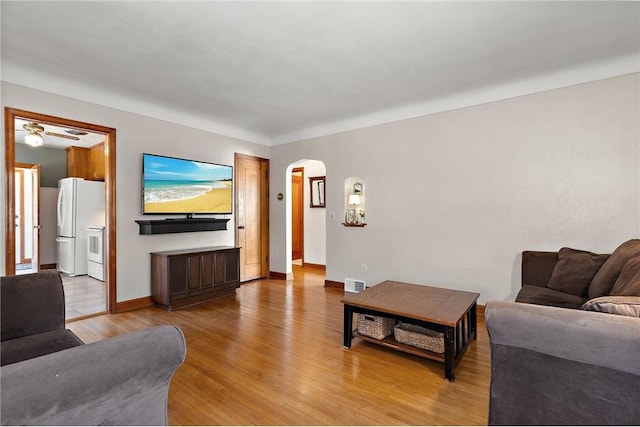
142 153 233 215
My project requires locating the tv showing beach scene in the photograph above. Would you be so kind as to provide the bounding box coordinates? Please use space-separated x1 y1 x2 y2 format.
143 153 233 214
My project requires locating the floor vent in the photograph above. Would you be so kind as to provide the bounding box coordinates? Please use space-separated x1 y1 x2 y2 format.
345 278 366 293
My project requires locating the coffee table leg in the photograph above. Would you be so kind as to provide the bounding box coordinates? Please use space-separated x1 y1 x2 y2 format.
444 326 455 381
343 305 353 348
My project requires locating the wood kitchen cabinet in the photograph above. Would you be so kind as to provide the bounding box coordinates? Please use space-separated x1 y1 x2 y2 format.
151 246 240 311
88 143 105 180
66 142 105 180
66 146 89 178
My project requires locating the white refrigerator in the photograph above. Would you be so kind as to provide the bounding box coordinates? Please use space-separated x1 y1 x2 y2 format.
56 178 105 276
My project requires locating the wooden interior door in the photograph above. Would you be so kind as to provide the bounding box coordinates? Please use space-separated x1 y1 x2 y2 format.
291 168 303 261
235 153 269 282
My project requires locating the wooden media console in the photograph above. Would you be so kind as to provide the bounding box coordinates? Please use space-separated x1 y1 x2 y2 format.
151 246 240 311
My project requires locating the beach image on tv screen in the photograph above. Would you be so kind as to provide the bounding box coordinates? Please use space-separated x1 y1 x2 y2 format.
143 154 232 214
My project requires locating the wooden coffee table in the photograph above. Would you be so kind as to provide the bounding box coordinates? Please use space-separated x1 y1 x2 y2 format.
341 280 479 381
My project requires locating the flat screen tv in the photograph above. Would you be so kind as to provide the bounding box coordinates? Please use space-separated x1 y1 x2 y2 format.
142 153 233 215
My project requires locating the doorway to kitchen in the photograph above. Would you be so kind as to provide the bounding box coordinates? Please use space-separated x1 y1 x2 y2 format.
4 107 117 318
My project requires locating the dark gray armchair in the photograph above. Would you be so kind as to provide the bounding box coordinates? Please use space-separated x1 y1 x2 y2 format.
1 271 186 425
485 300 640 425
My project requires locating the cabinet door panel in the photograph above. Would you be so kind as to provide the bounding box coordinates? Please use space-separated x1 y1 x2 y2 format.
89 143 105 180
201 254 214 289
214 253 226 285
168 257 188 296
226 251 239 283
188 255 201 291
66 146 89 179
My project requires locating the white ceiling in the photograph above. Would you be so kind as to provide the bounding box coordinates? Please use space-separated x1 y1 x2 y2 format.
2 1 639 146
14 119 105 150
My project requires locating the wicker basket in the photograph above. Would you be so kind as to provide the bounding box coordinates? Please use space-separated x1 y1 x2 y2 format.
357 314 396 340
394 322 444 353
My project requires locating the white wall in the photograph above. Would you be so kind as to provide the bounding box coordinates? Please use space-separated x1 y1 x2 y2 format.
40 188 58 265
1 82 269 301
300 159 326 265
3 75 639 305
270 74 640 304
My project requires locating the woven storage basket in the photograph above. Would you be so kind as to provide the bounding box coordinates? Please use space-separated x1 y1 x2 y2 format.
357 314 396 340
394 322 444 353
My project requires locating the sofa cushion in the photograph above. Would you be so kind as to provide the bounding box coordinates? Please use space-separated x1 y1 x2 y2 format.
515 285 587 309
589 239 640 299
0 329 84 366
521 251 558 288
1 270 65 342
609 256 640 297
546 248 609 297
581 296 640 318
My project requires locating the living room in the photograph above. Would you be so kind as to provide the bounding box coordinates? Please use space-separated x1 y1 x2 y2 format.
1 1 639 425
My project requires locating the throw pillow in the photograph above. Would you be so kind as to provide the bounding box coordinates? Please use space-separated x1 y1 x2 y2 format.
581 296 640 318
610 256 640 296
589 239 640 299
547 247 609 297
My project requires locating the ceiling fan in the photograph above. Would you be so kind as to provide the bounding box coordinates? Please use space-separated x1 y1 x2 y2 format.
19 122 82 147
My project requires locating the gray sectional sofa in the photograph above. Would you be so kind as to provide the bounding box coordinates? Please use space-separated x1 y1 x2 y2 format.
0 271 186 425
516 239 640 312
485 300 640 425
485 238 640 425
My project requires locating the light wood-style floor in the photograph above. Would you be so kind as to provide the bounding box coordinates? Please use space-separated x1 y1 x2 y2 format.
67 265 491 425
63 274 107 320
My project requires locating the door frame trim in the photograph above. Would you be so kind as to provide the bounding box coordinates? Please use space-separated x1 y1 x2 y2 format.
4 107 118 313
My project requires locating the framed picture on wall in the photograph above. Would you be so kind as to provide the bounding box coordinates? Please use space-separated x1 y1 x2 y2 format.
309 176 326 208
346 209 356 224
318 180 325 205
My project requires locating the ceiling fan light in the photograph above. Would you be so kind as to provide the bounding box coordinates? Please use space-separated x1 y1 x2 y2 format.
25 132 44 147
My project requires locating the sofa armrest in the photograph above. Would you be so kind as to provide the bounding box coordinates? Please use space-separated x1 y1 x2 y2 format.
486 300 640 374
1 325 186 426
485 301 640 425
521 250 558 288
1 271 65 341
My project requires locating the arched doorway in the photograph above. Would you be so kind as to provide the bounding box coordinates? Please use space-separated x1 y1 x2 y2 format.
286 159 327 277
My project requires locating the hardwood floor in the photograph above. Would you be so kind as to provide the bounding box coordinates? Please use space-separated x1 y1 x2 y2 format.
67 265 491 425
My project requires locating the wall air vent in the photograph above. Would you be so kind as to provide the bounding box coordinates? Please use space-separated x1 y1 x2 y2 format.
345 278 366 293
